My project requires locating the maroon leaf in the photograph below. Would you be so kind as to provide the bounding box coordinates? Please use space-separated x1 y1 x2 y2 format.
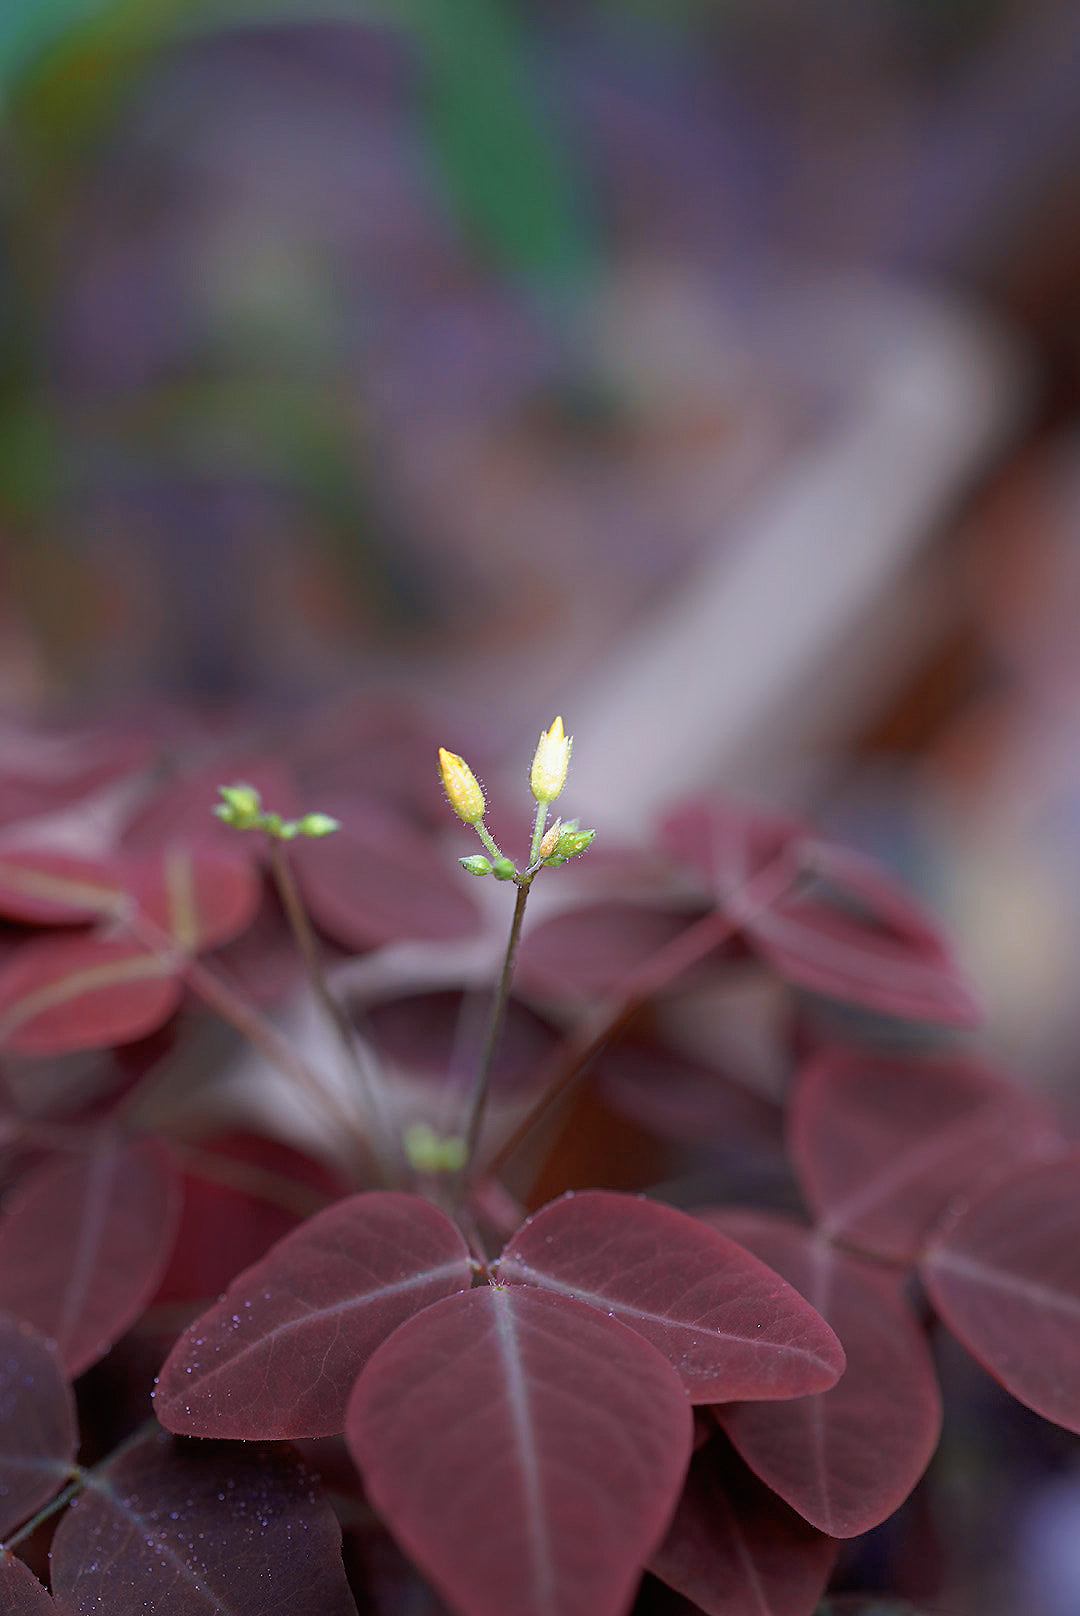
0 850 126 927
0 935 180 1055
0 1556 59 1615
649 1436 837 1616
154 1192 473 1439
516 902 713 1002
347 1284 693 1616
0 1315 77 1537
921 1151 1080 1433
291 805 480 949
748 841 981 1027
152 1132 343 1308
0 1140 182 1376
595 1038 783 1153
124 845 261 954
496 1192 844 1403
49 1428 357 1616
789 1049 1060 1262
658 800 980 1026
657 801 802 897
702 1211 942 1537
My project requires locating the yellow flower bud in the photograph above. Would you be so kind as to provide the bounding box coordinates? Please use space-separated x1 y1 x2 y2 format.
438 747 486 825
530 716 572 804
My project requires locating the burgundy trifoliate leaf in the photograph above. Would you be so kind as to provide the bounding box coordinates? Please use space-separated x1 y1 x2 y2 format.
0 1555 59 1615
495 1191 844 1402
702 1211 942 1537
920 1150 1080 1434
0 935 180 1056
49 1428 357 1616
658 800 981 1026
347 1284 693 1616
0 1315 78 1538
648 1436 837 1616
789 1048 1061 1263
154 1192 474 1439
0 1139 182 1376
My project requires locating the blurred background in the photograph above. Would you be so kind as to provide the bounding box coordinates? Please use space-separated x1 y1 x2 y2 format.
2 5 1080 1604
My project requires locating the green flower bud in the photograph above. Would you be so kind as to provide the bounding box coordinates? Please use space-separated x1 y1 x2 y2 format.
491 856 517 881
403 1122 468 1174
296 812 341 838
544 826 596 865
214 782 263 829
460 854 493 877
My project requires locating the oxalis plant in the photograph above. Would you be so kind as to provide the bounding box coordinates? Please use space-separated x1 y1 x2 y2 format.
0 710 1076 1616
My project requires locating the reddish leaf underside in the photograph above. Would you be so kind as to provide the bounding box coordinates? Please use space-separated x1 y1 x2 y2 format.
123 845 261 954
746 865 980 1027
154 1192 474 1439
0 850 125 926
347 1284 694 1616
48 1429 358 1616
496 1192 845 1403
0 1140 182 1376
648 1436 837 1616
0 935 181 1055
0 1555 59 1615
656 800 980 1026
920 1151 1080 1434
0 1315 78 1539
701 1210 942 1538
789 1049 1060 1263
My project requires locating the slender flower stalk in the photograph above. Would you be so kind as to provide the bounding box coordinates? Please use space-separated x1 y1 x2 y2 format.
267 840 396 1167
458 878 531 1176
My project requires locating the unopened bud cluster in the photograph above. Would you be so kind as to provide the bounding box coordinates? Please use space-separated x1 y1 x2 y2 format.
439 717 594 884
215 784 340 841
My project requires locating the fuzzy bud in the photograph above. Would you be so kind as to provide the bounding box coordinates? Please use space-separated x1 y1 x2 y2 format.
459 854 493 877
438 747 486 825
530 716 572 804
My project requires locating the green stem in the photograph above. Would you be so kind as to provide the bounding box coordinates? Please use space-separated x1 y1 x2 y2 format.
475 821 503 862
3 1471 84 1550
268 840 396 1165
528 799 549 867
459 875 532 1179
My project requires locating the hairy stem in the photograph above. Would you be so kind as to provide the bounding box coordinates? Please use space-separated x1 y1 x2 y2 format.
528 799 549 867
